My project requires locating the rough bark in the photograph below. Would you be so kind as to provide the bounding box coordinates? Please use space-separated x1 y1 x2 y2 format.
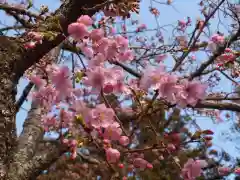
7 46 63 179
8 140 68 180
0 36 22 176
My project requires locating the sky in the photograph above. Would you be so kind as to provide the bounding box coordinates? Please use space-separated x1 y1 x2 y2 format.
1 0 239 179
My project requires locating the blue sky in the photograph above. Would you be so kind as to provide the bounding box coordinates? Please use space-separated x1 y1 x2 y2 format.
2 0 238 178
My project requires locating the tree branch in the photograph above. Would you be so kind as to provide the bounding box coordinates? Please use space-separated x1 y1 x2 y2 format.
0 3 43 20
7 46 61 179
189 27 240 80
16 82 34 112
194 100 240 112
13 0 110 81
8 140 69 180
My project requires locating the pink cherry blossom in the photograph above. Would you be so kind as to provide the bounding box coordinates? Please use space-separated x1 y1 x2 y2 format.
77 15 93 26
70 139 78 147
68 22 89 40
32 85 57 110
72 88 83 97
102 122 122 141
29 75 45 88
90 104 115 128
235 168 240 175
88 53 105 67
92 37 109 55
41 115 58 132
90 29 104 41
105 148 120 163
80 45 94 58
218 167 231 176
178 20 186 28
176 80 208 107
83 66 106 90
106 40 118 59
70 100 91 125
21 12 220 179
157 74 179 102
59 109 74 128
181 159 207 180
155 54 167 63
118 50 134 62
50 66 71 88
115 35 129 51
119 136 129 146
211 34 225 44
133 158 152 170
139 65 166 90
24 41 36 49
49 66 72 99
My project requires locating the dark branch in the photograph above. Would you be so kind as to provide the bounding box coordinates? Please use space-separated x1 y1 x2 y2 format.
189 27 240 80
16 82 34 112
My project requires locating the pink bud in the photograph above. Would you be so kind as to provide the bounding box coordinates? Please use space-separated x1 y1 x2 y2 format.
105 148 120 163
235 168 240 175
225 48 232 53
218 167 231 175
77 15 93 26
167 144 176 151
71 139 78 147
62 138 69 144
118 163 124 168
103 83 114 94
24 41 36 49
103 139 110 144
146 163 153 169
119 136 130 146
71 151 77 159
178 20 186 26
122 177 127 180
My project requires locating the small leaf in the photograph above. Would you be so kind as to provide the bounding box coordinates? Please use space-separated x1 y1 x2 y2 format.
191 131 202 140
27 0 33 9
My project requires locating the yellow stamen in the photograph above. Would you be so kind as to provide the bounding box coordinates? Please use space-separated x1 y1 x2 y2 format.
75 114 86 127
99 113 105 121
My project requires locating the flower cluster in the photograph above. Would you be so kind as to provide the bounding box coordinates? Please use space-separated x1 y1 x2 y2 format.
140 65 208 107
28 14 212 179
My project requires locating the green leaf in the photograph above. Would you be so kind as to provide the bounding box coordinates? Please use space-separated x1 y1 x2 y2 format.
27 0 33 9
183 115 192 121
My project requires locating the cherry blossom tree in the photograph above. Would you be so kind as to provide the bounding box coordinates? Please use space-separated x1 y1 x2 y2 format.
1 0 240 180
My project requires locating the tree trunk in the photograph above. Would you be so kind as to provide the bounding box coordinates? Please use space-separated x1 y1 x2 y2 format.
0 36 21 177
